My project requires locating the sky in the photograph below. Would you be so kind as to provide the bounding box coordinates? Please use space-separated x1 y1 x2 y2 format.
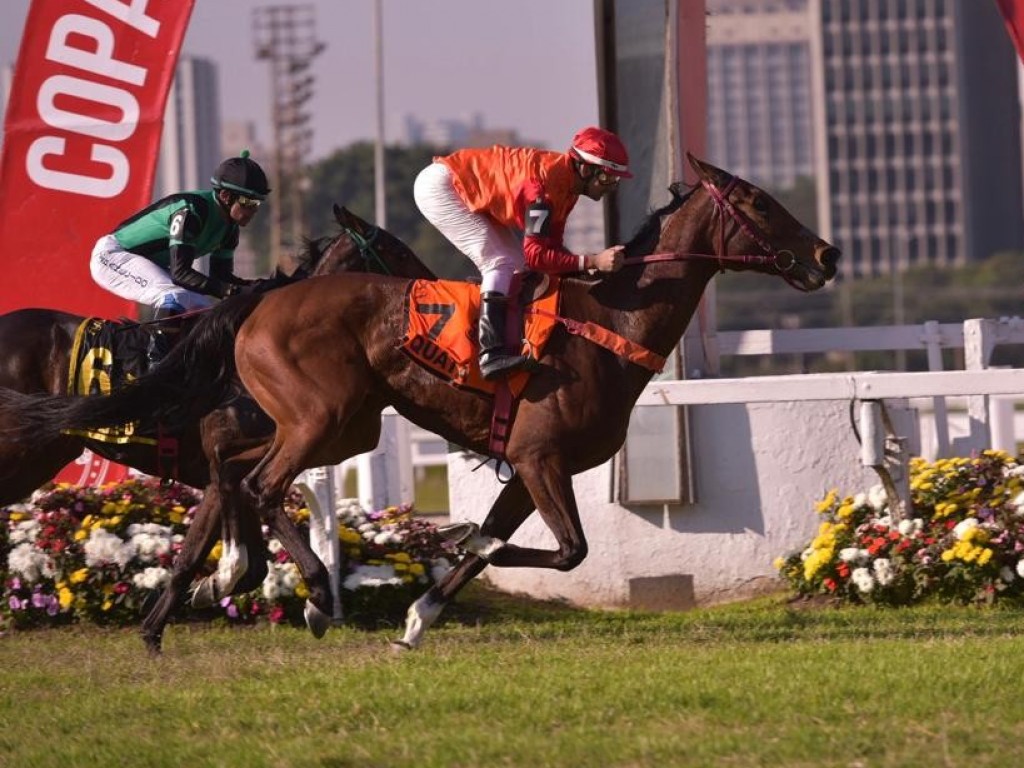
0 0 600 161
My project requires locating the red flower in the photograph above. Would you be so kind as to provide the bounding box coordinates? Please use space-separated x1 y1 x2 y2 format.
824 578 838 592
888 530 901 541
268 604 286 624
114 582 130 595
837 563 850 578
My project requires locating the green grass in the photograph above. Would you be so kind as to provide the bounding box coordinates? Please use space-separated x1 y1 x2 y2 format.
4 587 1024 767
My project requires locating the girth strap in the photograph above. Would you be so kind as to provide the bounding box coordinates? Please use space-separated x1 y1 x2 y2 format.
525 307 666 373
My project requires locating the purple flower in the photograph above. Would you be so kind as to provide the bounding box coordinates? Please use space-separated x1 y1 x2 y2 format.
8 596 23 611
31 591 48 609
220 596 239 619
9 577 21 591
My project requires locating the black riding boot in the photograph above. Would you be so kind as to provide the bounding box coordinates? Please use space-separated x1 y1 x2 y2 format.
478 291 531 380
146 305 182 369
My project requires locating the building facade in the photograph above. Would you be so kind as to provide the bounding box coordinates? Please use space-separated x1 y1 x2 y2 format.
811 0 1024 275
154 56 222 199
706 0 815 188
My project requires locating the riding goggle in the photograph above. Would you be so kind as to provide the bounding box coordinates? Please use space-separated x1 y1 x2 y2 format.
594 169 620 187
235 195 262 209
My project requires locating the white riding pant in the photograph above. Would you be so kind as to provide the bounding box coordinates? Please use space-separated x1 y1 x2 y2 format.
413 162 521 295
89 234 214 311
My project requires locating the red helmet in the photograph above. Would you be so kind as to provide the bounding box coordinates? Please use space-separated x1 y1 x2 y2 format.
569 126 632 178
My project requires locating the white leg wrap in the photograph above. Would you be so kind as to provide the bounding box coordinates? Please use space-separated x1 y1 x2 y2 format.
437 521 506 561
215 540 248 596
398 594 444 649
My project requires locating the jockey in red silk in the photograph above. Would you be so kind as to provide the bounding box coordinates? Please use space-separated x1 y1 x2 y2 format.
414 126 632 380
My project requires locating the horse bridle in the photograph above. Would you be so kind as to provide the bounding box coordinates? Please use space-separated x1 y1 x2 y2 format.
624 175 809 290
341 225 394 275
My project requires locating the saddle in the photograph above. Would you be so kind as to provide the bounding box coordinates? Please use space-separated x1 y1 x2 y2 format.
400 272 560 397
64 317 180 475
401 273 562 461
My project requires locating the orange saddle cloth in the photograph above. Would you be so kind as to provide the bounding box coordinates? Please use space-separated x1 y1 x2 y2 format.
401 277 562 396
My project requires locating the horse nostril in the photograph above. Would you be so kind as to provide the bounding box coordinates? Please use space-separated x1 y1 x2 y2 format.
819 247 841 279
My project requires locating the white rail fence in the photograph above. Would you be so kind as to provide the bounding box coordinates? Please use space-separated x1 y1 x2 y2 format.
299 316 1024 616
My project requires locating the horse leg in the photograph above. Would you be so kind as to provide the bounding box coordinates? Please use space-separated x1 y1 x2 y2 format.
395 475 535 650
140 484 222 654
189 442 270 607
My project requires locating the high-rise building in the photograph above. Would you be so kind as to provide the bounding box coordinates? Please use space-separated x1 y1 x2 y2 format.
706 0 815 188
154 56 221 199
811 0 1024 276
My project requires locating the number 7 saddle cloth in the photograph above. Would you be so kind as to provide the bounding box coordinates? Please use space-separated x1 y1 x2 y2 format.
400 275 562 397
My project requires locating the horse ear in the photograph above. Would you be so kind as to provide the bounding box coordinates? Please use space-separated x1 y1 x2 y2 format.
686 153 729 187
333 204 370 236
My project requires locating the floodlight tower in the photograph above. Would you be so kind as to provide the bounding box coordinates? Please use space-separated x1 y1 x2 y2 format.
253 5 325 268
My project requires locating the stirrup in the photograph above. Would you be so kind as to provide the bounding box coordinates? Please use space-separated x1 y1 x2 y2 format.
479 351 535 380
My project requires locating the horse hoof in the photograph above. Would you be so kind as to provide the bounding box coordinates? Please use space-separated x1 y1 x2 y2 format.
390 639 413 653
437 521 477 545
189 578 217 609
304 600 331 639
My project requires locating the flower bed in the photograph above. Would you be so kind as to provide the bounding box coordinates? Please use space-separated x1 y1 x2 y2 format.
776 450 1024 605
1 479 453 632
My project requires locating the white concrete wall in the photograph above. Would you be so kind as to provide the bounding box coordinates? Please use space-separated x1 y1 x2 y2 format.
448 400 910 609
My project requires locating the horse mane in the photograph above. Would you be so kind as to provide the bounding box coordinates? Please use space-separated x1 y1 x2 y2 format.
623 182 695 258
294 233 336 273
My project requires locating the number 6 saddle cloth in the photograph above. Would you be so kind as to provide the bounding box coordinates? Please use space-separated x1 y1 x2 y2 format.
64 317 154 445
400 275 562 398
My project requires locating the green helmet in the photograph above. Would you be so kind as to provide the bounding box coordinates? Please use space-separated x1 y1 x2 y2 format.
211 149 271 199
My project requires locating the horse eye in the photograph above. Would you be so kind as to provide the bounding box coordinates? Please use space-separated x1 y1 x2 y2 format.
752 196 770 217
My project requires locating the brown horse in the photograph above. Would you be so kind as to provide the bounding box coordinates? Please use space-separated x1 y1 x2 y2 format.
0 205 435 651
8 156 839 649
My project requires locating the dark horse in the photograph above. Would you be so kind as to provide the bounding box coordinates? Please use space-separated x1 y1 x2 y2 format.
5 156 839 650
0 204 435 650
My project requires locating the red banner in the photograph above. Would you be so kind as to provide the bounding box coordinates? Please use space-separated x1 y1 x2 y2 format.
996 0 1024 64
0 0 195 317
0 0 195 486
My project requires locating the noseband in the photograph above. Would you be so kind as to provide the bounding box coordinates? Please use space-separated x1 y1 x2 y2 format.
625 176 810 290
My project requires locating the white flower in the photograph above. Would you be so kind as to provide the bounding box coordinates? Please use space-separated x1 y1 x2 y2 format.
343 564 402 591
83 528 136 570
132 567 171 590
851 567 875 593
953 518 979 541
1012 491 1024 516
800 547 814 562
1001 566 1015 583
9 520 40 545
1016 560 1024 579
867 484 889 512
7 542 50 582
267 539 283 555
839 547 866 564
430 558 452 583
852 492 868 509
1004 463 1024 478
873 558 894 587
262 578 281 601
897 518 924 537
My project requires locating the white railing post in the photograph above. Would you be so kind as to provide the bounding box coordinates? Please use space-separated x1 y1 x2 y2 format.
921 320 951 456
962 318 994 454
294 467 344 622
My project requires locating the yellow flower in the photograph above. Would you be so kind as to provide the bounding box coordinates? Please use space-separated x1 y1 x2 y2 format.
102 599 113 611
940 549 955 562
74 529 88 542
339 528 362 544
773 557 785 570
295 583 310 600
408 563 425 577
387 552 411 563
58 587 74 610
70 568 89 584
209 541 223 562
815 489 838 514
978 548 994 566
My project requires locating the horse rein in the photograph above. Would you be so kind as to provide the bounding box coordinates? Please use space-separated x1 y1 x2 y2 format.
342 225 394 276
623 176 808 290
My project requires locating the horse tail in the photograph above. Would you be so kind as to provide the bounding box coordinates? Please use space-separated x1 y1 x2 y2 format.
0 295 263 445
